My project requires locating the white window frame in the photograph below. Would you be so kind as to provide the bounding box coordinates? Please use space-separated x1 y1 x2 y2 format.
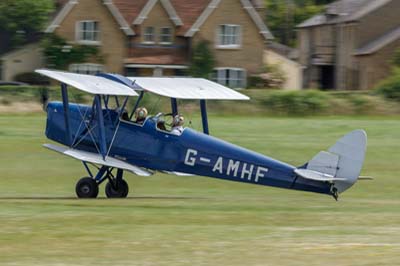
213 68 247 88
69 63 104 75
216 24 241 49
143 26 155 44
159 27 173 45
75 20 100 45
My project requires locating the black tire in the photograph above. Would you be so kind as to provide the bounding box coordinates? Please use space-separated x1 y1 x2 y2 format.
75 177 99 198
105 179 129 198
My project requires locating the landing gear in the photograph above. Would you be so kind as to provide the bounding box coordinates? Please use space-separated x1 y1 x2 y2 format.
331 186 339 201
105 179 129 198
76 177 99 198
75 163 129 199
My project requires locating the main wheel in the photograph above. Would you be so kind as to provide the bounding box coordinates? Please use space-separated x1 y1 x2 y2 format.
105 179 129 198
75 177 99 198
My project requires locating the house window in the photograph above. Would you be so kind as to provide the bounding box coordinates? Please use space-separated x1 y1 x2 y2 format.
69 63 104 75
76 21 100 43
143 27 155 44
217 25 241 48
160 27 172 44
213 68 246 88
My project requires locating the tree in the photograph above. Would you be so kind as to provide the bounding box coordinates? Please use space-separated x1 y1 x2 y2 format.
265 0 336 46
0 0 54 51
188 41 215 78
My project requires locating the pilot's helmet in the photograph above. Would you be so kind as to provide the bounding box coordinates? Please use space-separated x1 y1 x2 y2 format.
173 114 184 126
135 107 148 120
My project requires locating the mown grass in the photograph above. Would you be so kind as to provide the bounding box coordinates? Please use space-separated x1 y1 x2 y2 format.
0 114 399 266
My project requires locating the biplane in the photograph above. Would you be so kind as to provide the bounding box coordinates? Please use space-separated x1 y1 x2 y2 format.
35 69 367 200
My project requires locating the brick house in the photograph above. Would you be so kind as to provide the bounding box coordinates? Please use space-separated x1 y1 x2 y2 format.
297 0 400 90
44 0 273 88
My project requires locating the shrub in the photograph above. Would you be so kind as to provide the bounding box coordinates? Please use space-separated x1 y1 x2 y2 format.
14 72 50 85
260 90 329 115
248 64 287 89
376 68 400 101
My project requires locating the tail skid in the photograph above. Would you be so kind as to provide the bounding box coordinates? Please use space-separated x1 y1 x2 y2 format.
296 130 367 199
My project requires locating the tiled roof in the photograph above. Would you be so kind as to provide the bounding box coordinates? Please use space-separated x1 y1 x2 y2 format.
125 47 188 65
48 0 270 39
268 42 298 60
113 0 149 25
112 0 210 35
297 0 392 28
355 26 400 55
170 0 211 35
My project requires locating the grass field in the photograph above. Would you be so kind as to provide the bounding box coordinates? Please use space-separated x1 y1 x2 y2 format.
0 114 399 266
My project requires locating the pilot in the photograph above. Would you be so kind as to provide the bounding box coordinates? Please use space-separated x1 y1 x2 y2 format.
170 114 185 135
135 107 148 124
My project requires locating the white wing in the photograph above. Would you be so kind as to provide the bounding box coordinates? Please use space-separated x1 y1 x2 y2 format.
128 77 250 100
36 69 138 96
44 144 152 176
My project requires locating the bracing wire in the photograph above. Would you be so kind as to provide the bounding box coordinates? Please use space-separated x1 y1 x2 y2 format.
69 90 101 155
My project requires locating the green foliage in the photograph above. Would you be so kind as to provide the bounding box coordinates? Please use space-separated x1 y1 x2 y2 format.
392 48 400 67
188 41 215 78
259 90 329 115
0 0 54 47
264 63 287 88
249 64 286 89
265 0 334 46
42 34 103 70
376 68 400 101
14 72 50 85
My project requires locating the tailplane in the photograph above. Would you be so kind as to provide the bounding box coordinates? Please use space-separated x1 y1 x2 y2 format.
295 130 367 199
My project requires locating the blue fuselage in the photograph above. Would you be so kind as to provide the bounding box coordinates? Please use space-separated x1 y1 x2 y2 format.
46 102 331 195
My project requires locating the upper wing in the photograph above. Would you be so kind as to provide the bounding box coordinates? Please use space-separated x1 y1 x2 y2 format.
128 77 250 100
36 69 138 96
43 143 152 176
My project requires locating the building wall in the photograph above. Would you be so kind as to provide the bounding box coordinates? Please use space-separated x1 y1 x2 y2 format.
298 0 399 90
297 29 310 67
0 43 44 81
192 0 265 74
54 0 127 73
357 38 400 90
355 0 400 48
336 23 359 90
264 50 303 90
133 1 182 46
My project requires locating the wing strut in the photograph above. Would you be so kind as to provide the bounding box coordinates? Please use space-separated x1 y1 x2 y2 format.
171 98 178 116
200 99 209 135
130 90 144 120
95 95 107 159
61 83 72 146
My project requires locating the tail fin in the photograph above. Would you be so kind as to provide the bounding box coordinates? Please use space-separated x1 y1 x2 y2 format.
296 130 367 196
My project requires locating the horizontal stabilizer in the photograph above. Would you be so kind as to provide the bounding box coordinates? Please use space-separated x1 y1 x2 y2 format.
43 144 152 176
358 176 374 180
294 169 347 182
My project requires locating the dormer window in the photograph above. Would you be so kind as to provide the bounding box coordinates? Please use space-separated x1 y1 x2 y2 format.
217 24 241 49
160 27 173 45
76 21 100 44
143 26 155 44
